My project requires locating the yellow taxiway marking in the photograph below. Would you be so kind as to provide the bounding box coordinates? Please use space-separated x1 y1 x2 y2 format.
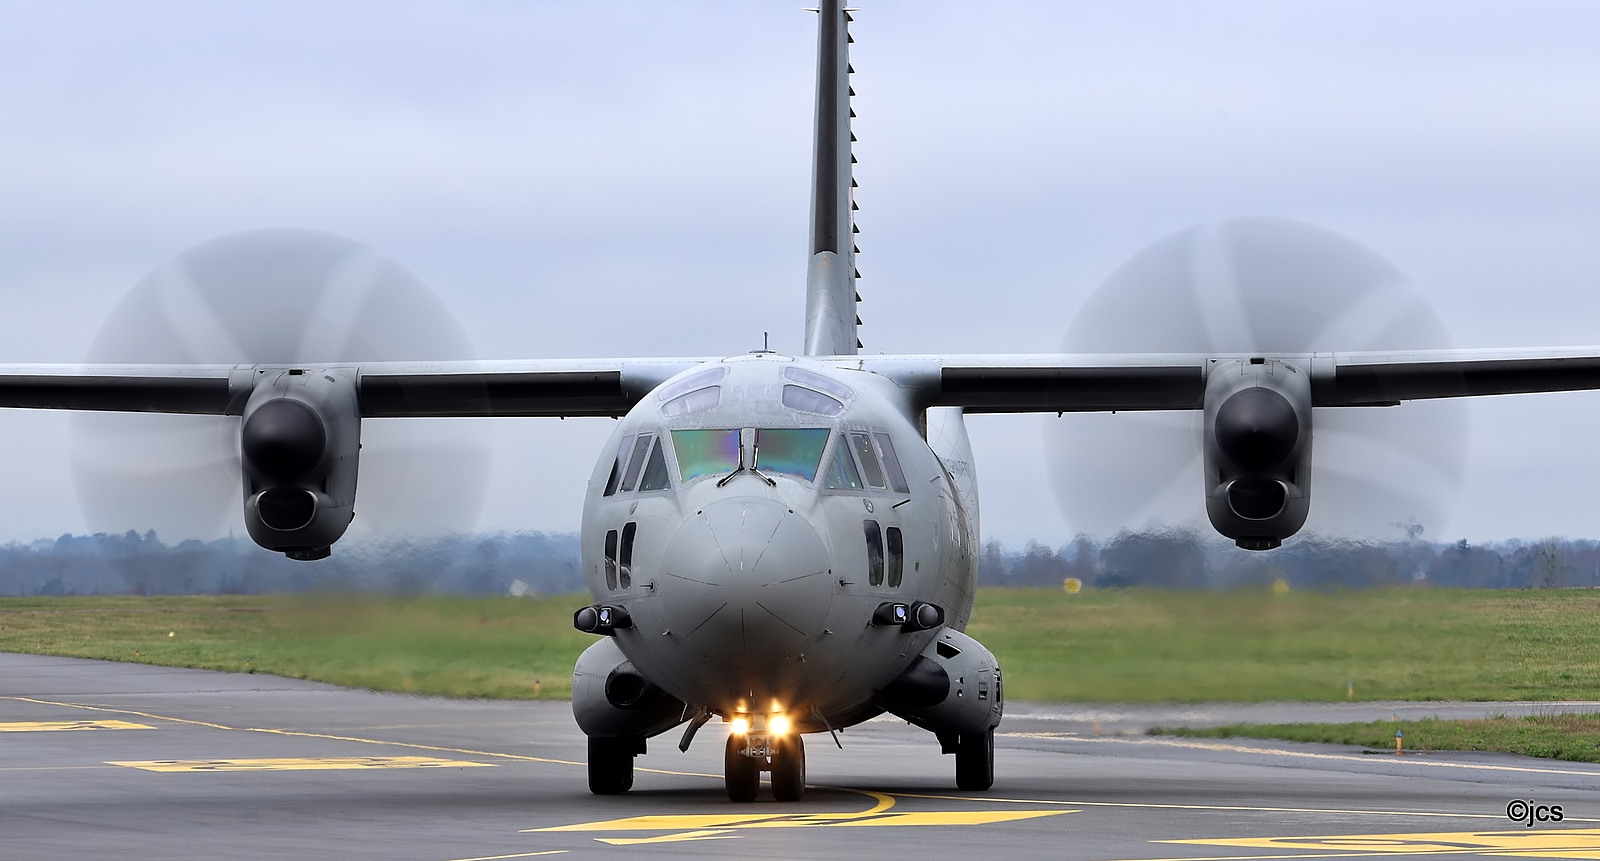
1155 828 1600 860
444 844 569 851
0 719 154 732
527 787 1070 845
891 792 1600 824
110 756 495 772
598 830 739 846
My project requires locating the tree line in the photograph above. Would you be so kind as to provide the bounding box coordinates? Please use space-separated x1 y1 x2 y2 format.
2 529 1597 597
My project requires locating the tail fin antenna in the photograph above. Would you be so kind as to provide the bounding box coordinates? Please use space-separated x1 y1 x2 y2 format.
804 1 861 356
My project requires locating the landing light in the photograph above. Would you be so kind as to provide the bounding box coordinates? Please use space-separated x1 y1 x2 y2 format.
730 716 750 736
769 714 791 736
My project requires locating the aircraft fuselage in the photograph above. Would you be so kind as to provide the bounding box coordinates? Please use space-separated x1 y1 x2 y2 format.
579 354 980 731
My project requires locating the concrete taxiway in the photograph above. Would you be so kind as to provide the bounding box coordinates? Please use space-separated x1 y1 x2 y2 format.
3 652 1599 860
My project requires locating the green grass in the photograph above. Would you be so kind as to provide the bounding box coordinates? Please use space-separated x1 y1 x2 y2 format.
0 593 592 699
1150 714 1600 763
966 587 1600 702
3 587 1600 703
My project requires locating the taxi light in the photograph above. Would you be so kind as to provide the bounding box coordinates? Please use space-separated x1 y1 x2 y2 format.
730 717 750 736
769 714 791 736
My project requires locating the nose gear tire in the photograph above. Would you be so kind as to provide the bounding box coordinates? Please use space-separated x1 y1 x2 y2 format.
725 734 760 802
587 736 636 795
954 728 994 791
771 735 806 802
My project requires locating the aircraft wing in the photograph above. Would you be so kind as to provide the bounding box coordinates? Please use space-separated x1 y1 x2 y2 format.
855 347 1600 413
7 349 1600 418
0 359 709 418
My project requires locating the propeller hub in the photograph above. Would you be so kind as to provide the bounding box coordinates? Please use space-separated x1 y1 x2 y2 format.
1215 387 1298 470
242 398 326 482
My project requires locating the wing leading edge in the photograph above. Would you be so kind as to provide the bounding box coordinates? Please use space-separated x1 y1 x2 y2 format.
0 359 706 418
5 348 1600 418
855 347 1600 413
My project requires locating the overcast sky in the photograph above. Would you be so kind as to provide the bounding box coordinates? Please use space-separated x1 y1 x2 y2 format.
2 1 1599 547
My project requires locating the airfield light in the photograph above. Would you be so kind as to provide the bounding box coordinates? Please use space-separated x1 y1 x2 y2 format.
730 717 750 736
769 714 791 736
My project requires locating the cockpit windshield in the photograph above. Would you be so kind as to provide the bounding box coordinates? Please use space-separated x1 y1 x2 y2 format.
754 428 829 482
670 427 832 484
671 429 740 482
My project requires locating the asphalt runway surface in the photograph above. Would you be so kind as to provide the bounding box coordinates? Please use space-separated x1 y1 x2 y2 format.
5 653 1600 861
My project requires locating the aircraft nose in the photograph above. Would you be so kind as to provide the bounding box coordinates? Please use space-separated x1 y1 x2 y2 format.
659 497 832 668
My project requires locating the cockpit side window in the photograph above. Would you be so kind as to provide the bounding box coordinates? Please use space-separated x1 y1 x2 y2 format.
602 435 632 497
637 439 671 491
849 431 887 489
874 432 911 494
620 434 654 492
823 438 864 489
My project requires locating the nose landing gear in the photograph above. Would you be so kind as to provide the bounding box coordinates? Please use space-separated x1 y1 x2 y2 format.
587 736 642 795
724 733 807 802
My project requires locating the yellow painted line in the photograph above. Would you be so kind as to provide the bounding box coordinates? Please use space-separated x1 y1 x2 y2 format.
110 756 495 773
3 696 236 731
599 830 737 846
0 719 154 732
1060 736 1600 778
891 791 1600 823
1491 844 1600 851
444 844 569 851
1165 828 1600 857
532 809 1067 833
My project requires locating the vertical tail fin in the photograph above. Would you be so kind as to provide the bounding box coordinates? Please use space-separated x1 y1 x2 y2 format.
804 0 861 356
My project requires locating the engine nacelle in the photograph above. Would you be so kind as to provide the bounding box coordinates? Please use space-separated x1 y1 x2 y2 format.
572 637 687 740
873 628 1002 739
1203 358 1313 550
239 369 360 560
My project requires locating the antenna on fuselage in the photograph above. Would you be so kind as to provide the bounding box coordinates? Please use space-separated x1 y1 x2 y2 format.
803 0 862 356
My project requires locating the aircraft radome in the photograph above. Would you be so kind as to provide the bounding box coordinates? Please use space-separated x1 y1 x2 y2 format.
4 1 1600 802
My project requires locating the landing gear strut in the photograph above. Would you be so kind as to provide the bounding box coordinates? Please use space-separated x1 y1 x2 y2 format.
724 733 807 802
954 727 994 791
587 736 639 795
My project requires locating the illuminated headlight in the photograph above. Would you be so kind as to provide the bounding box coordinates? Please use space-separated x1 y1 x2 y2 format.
730 716 750 736
769 714 791 736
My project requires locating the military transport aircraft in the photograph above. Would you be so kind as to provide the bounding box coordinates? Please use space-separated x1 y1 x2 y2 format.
5 1 1600 803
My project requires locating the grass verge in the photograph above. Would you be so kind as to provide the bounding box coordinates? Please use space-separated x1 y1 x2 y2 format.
1150 714 1600 763
0 593 591 699
966 587 1600 702
2 587 1600 702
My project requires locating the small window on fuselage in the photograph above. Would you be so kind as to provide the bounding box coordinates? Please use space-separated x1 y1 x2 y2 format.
603 529 619 590
864 520 884 586
886 526 904 588
619 522 636 589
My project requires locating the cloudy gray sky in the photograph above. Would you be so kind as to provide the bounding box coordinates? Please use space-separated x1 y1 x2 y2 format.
2 1 1599 547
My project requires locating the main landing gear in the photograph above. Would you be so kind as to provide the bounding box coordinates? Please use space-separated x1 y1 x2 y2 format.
725 733 806 802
